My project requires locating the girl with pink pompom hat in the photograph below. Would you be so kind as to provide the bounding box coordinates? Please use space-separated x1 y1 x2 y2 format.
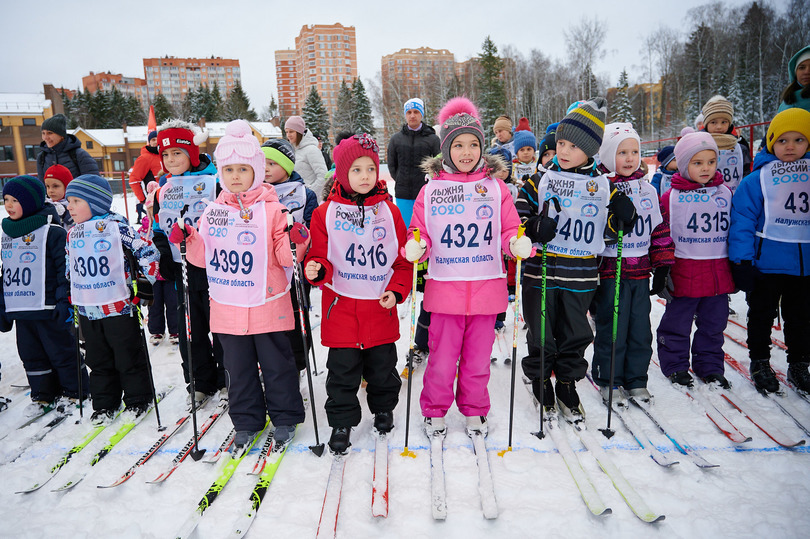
403 97 525 437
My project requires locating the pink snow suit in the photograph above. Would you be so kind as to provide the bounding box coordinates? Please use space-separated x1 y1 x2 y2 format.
410 154 521 417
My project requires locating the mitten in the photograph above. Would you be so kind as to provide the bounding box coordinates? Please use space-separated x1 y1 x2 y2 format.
404 238 427 262
168 222 193 244
609 192 638 234
509 235 533 259
524 215 558 244
649 266 671 299
290 222 309 244
731 260 756 293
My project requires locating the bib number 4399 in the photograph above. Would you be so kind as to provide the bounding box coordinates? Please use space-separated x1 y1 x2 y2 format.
209 249 253 275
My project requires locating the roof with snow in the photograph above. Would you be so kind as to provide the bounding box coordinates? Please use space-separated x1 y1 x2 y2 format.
0 93 52 115
251 122 282 138
69 122 281 147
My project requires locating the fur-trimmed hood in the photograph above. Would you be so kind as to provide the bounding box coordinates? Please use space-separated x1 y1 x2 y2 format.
420 153 509 179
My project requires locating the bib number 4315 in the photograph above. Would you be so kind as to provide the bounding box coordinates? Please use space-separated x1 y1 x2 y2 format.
686 212 729 233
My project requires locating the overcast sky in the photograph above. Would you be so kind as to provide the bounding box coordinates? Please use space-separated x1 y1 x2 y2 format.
2 0 776 117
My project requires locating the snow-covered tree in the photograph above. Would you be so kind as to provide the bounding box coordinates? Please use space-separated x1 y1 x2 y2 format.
222 81 257 121
301 86 330 141
477 36 506 133
611 69 636 124
351 78 374 135
332 80 354 134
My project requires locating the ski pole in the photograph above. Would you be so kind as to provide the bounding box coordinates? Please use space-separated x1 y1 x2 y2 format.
401 229 420 459
178 214 205 460
73 306 84 420
499 225 525 457
600 224 623 440
137 303 165 431
287 213 325 457
533 197 560 440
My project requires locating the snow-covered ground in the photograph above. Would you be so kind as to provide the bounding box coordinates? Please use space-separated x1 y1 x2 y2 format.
0 191 809 538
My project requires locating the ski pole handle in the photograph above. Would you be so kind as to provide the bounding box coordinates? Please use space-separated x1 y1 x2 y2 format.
413 228 420 244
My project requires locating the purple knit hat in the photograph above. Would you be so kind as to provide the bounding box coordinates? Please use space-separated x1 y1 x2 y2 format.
674 132 718 181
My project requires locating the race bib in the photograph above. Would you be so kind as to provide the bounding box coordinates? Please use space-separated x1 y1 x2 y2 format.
658 172 673 194
718 145 743 193
69 219 129 306
274 181 308 224
759 158 810 243
158 175 217 262
326 201 399 299
1 224 49 312
601 179 663 257
424 178 504 281
201 201 272 307
536 170 610 256
670 186 731 259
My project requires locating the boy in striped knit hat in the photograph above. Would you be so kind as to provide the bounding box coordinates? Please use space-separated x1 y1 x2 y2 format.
66 174 160 425
517 98 637 418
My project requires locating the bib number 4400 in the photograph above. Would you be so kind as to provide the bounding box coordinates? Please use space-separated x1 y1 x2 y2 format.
440 222 493 249
556 217 595 243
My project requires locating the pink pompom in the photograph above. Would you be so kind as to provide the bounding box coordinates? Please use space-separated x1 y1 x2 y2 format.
224 119 252 138
680 126 696 137
438 97 479 125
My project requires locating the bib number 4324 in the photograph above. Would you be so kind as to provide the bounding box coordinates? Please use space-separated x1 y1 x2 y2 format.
440 222 493 249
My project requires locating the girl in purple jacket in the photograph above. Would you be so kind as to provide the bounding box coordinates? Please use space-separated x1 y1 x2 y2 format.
657 130 735 389
405 98 526 437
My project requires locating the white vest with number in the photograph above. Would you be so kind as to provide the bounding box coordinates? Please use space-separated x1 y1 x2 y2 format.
274 181 308 224
535 170 610 256
759 158 810 243
201 201 274 307
424 177 504 281
601 179 663 257
158 174 217 262
326 201 399 299
69 219 129 306
1 224 49 312
718 144 744 193
670 185 732 259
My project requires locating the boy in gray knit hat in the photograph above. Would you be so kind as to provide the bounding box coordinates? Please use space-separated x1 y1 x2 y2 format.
516 97 637 419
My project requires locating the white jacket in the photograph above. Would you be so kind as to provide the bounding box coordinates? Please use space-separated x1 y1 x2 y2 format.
293 130 328 202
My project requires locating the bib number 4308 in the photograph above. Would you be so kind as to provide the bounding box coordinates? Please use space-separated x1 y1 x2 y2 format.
73 256 110 278
440 222 493 249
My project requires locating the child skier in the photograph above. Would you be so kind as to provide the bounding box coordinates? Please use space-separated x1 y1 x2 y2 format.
169 120 307 450
729 108 810 393
512 128 538 181
701 95 752 193
0 175 88 415
43 164 74 230
657 131 735 388
406 97 526 437
261 138 319 371
592 123 675 402
152 120 225 406
651 146 677 195
517 98 637 416
65 174 159 424
305 133 410 454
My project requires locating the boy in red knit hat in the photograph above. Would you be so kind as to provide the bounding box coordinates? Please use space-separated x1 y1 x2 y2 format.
43 164 74 229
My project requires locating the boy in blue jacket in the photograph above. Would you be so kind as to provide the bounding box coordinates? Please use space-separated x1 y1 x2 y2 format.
0 175 89 416
729 108 810 393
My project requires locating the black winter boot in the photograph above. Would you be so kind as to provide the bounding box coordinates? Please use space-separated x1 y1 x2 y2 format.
788 362 810 393
750 359 780 394
328 427 351 455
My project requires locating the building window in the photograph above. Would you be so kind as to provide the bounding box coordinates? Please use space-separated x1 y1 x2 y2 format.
1 146 13 161
86 140 94 150
22 118 37 126
113 159 126 172
24 145 39 161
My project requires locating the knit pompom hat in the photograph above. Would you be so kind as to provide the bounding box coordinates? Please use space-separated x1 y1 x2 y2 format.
214 120 265 193
44 164 74 189
513 130 537 154
492 115 512 134
515 117 532 132
285 116 306 135
674 132 719 181
404 98 425 117
333 134 380 195
2 175 46 218
41 114 68 138
261 138 296 176
556 97 607 158
157 119 208 168
598 122 641 173
702 95 734 127
438 97 485 172
766 107 810 153
65 174 113 216
656 145 676 167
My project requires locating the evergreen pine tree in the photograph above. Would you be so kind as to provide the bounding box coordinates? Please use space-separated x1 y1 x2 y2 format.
153 92 174 124
351 78 375 135
301 85 330 141
332 80 354 133
210 84 224 122
611 69 636 124
477 36 506 133
222 81 258 121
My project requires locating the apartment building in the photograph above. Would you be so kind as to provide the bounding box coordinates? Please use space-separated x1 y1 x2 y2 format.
143 56 241 107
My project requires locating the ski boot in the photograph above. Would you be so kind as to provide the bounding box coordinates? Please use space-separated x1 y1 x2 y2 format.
750 359 780 394
555 380 585 422
465 415 488 437
599 386 628 408
702 373 730 390
232 430 259 457
423 416 446 437
273 425 296 445
328 427 351 455
668 370 694 388
788 362 810 394
149 334 164 346
90 409 116 426
373 411 394 434
627 387 653 404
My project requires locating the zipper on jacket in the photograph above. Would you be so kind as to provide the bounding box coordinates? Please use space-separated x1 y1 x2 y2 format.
327 297 338 319
755 237 763 261
800 243 805 276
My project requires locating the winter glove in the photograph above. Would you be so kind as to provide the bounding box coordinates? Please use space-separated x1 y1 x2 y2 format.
609 192 638 234
509 235 534 259
649 266 673 302
524 215 558 244
168 222 194 244
290 222 310 244
53 301 72 326
0 312 12 333
731 260 757 293
404 238 427 262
